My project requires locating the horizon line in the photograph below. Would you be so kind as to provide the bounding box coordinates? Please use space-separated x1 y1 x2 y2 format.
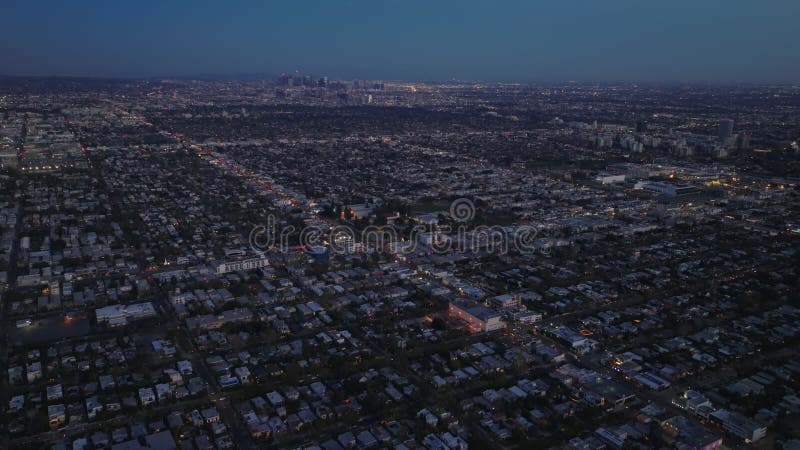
1 73 799 88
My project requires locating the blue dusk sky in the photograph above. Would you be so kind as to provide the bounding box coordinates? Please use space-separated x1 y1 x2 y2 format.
1 0 798 83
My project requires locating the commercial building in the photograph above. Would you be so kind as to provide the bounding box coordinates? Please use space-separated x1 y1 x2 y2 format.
95 302 157 326
673 390 713 415
448 301 504 332
489 293 521 309
595 173 626 185
709 409 767 443
661 416 723 450
582 377 636 412
111 430 176 450
215 255 270 274
718 119 734 142
507 309 543 324
185 308 253 331
542 326 595 352
634 181 701 197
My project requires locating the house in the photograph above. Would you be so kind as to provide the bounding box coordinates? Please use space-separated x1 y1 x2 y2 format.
156 383 172 402
99 374 116 390
110 430 176 450
73 438 89 450
321 439 344 450
219 375 239 389
177 360 193 375
27 361 43 382
249 416 271 438
187 377 206 395
111 427 129 443
268 416 286 434
189 410 204 427
68 402 84 424
138 387 156 407
441 432 468 450
356 430 378 447
215 435 234 449
7 366 24 384
310 381 327 397
48 404 66 429
47 384 64 401
105 396 122 412
337 432 356 447
201 407 220 424
152 340 177 358
174 387 189 400
164 369 182 385
9 395 24 413
267 390 285 406
423 433 449 449
234 366 251 384
91 432 110 448
417 409 438 427
86 396 103 420
195 435 214 450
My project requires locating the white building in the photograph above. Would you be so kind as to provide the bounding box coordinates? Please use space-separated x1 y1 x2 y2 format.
215 256 270 274
95 302 157 326
595 173 626 185
709 409 767 443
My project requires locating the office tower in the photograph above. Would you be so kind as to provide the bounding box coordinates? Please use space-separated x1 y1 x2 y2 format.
718 119 734 142
737 131 751 150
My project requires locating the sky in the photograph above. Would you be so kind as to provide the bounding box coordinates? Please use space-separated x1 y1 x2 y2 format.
1 0 799 83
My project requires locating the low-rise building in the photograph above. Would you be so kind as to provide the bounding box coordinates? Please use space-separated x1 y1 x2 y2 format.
709 409 767 443
448 301 504 332
96 302 157 326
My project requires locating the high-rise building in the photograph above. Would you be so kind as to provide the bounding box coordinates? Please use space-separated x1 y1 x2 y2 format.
636 120 648 133
737 131 751 150
718 119 734 142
